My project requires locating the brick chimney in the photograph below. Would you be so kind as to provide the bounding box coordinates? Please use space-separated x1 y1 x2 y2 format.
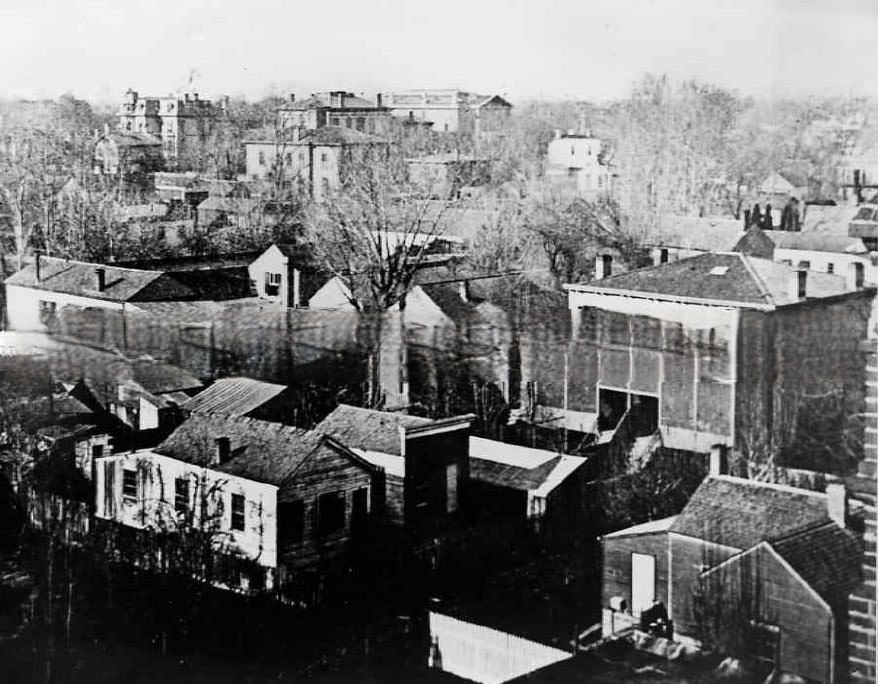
95 267 106 292
826 482 847 528
709 444 727 476
213 437 230 465
594 254 612 280
34 250 41 281
376 93 383 108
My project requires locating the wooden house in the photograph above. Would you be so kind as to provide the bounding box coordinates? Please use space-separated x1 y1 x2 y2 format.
467 437 585 534
600 471 862 683
316 404 473 538
94 413 380 595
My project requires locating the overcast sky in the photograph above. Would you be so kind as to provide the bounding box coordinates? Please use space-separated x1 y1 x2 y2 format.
1 0 876 104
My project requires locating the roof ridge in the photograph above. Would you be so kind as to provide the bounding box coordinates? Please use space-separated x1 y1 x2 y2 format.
735 252 776 307
36 255 166 276
711 474 826 499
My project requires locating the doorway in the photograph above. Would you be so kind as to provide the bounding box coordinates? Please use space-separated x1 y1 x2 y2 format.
631 553 656 616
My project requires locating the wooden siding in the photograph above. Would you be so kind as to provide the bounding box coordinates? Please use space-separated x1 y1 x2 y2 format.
277 443 373 569
601 531 669 613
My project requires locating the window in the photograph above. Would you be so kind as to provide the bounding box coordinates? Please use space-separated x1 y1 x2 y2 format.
92 444 104 460
826 262 835 274
345 117 353 129
356 117 365 132
230 493 245 531
351 488 368 533
317 491 345 535
258 151 266 166
320 152 328 163
854 262 865 288
264 271 281 296
446 464 459 513
38 300 57 326
285 152 292 165
330 117 341 126
798 260 811 270
175 477 189 516
321 178 330 196
122 469 137 502
278 500 305 545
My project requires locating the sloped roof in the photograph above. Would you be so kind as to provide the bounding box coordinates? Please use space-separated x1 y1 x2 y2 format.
5 257 178 302
761 230 867 253
672 475 831 550
279 92 383 111
602 516 677 539
298 126 389 146
771 522 862 603
470 456 561 491
652 215 745 252
566 252 852 308
182 377 287 417
155 413 324 485
760 171 797 194
316 404 433 455
102 131 162 148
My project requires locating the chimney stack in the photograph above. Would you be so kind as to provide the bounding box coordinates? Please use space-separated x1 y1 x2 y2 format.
376 93 383 108
709 444 727 476
289 93 296 103
595 254 612 280
788 269 807 300
34 250 42 281
826 482 847 528
847 262 865 290
214 437 230 465
95 267 106 292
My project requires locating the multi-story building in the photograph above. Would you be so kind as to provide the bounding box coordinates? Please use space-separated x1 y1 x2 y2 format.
544 131 612 198
243 127 390 200
275 91 392 135
553 252 875 468
117 88 228 166
382 90 512 135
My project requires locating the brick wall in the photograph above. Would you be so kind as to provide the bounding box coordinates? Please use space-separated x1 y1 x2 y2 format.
848 337 877 684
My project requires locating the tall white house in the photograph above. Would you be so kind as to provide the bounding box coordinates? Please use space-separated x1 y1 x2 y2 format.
545 131 612 198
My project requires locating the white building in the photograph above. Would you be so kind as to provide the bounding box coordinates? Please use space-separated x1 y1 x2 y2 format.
545 131 612 198
95 413 378 593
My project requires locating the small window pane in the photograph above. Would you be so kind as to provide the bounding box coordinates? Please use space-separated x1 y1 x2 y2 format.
231 493 245 531
317 491 345 535
175 477 189 516
122 469 137 501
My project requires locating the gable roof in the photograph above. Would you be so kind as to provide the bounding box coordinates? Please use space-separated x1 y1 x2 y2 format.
5 257 180 302
652 215 745 252
154 413 347 486
182 377 288 418
468 438 585 494
760 171 797 194
279 92 383 111
602 515 677 539
760 230 867 254
671 475 831 550
316 404 434 455
771 522 862 603
565 252 853 309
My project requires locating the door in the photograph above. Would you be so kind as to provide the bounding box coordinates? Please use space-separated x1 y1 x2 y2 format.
631 553 655 616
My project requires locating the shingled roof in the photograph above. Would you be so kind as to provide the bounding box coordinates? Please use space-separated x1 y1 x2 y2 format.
182 377 287 418
155 413 335 486
671 475 832 550
565 252 852 308
5 258 184 302
760 230 867 253
316 404 434 455
771 522 862 603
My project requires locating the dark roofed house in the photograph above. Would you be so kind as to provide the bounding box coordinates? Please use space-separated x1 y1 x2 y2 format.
316 404 472 535
600 473 862 684
93 130 164 188
95 412 381 595
276 90 393 134
468 437 585 536
4 255 253 332
562 252 874 465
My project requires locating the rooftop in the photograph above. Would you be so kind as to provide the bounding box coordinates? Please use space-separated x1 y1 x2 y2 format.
468 438 586 494
155 413 332 486
650 215 745 252
278 92 384 111
182 377 288 418
565 252 856 309
671 475 831 549
315 404 433 455
760 229 867 253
